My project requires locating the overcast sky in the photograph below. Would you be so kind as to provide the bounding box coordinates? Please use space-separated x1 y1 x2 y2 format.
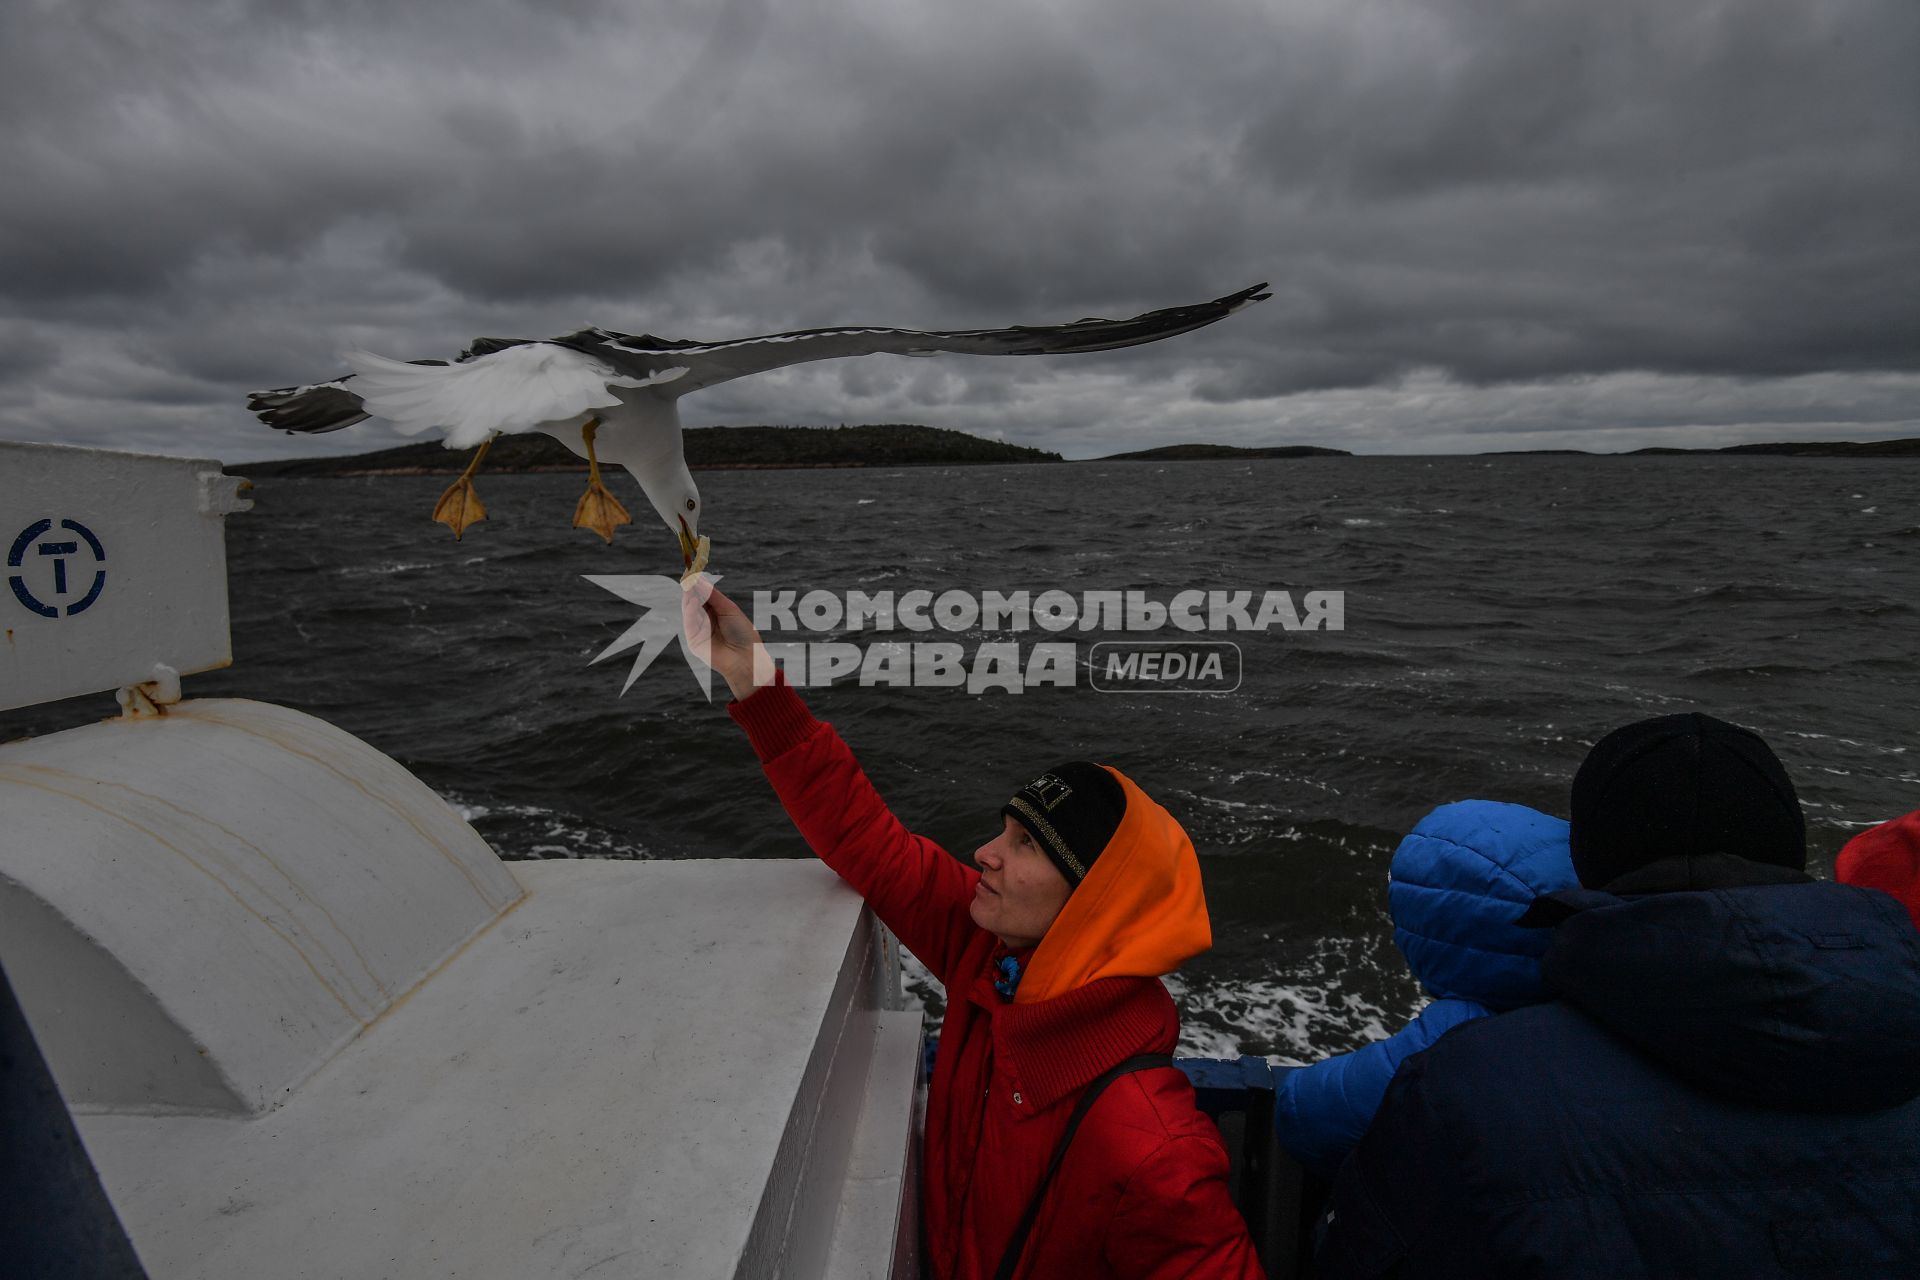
3 0 1916 460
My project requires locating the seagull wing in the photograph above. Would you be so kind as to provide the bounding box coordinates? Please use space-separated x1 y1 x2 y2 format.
246 283 1264 436
245 343 571 436
245 376 375 434
338 343 688 449
586 282 1271 395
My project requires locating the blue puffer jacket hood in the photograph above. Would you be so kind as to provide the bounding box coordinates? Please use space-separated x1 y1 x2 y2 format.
1544 875 1920 1112
1389 800 1579 1010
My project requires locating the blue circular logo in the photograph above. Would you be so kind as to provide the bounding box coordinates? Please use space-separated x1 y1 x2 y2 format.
8 519 108 618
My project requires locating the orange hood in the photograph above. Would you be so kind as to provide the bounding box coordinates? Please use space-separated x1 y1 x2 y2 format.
1016 765 1212 1004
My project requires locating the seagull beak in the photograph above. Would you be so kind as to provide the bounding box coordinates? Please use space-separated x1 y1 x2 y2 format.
677 515 697 570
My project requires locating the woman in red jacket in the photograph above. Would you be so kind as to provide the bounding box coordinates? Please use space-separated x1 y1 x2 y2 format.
688 583 1263 1280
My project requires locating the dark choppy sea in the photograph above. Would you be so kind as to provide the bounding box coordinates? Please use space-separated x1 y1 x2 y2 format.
5 457 1917 1059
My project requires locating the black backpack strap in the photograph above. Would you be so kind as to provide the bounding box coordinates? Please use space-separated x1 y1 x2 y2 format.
993 1053 1175 1280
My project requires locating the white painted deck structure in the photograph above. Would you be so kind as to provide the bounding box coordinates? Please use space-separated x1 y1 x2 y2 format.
0 442 921 1279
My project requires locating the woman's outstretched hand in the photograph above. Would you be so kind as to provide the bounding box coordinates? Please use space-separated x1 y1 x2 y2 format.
682 579 775 701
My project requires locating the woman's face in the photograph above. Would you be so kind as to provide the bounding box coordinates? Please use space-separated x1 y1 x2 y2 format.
970 814 1072 949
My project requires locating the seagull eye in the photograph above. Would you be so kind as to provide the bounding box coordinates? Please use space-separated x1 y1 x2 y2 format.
685 498 696 511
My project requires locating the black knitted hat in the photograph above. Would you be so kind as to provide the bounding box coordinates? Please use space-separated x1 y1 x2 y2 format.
1569 712 1806 888
1002 761 1127 889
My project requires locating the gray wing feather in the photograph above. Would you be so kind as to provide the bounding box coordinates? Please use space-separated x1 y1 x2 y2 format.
245 377 373 434
583 282 1271 394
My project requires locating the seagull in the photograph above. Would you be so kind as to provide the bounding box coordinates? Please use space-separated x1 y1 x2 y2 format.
246 283 1270 572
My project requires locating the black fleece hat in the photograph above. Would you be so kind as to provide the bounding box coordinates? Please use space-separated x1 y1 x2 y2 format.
1003 761 1127 889
1569 712 1806 888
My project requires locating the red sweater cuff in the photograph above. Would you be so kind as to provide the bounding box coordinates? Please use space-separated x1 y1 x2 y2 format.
726 670 823 762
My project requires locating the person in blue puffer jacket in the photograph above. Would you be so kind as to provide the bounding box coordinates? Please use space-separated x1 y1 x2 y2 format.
1273 799 1578 1177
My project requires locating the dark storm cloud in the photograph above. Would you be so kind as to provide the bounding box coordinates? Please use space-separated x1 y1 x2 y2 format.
1226 0 1920 390
0 0 1915 460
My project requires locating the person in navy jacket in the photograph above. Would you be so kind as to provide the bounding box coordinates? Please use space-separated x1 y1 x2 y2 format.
1316 712 1920 1278
1274 800 1577 1177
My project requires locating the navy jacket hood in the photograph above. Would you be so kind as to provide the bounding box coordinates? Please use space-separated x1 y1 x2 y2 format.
1541 869 1920 1113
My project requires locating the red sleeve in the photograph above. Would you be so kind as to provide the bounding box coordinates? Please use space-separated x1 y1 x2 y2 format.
728 674 983 987
1105 1135 1267 1279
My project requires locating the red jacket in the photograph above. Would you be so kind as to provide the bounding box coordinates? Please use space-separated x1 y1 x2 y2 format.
1837 808 1920 931
730 677 1263 1280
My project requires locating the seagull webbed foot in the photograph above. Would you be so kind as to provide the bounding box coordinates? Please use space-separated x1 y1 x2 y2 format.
573 415 633 544
573 479 633 544
432 438 495 539
432 477 488 540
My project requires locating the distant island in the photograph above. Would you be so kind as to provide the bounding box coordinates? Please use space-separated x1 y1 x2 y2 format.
1099 443 1351 461
1491 439 1920 458
233 423 1062 477
1100 438 1920 460
1625 438 1920 458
